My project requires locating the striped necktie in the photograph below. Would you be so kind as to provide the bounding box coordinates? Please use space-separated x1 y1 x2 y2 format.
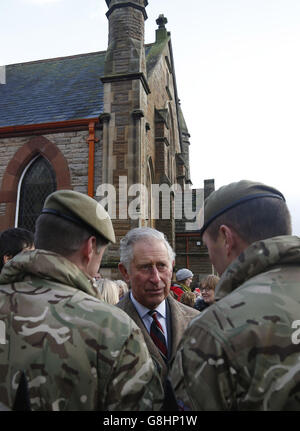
148 310 168 361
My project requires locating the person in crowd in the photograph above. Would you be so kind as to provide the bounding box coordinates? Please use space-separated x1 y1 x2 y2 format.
194 274 219 311
93 272 102 281
180 291 196 308
0 228 34 272
170 268 194 301
193 286 202 297
170 180 300 411
117 227 199 387
115 279 129 300
95 278 120 305
0 190 163 411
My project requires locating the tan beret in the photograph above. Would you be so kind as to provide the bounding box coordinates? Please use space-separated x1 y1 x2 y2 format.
200 180 285 237
42 190 115 243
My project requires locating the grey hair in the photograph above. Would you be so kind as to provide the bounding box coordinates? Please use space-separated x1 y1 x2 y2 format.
115 279 129 292
119 227 176 272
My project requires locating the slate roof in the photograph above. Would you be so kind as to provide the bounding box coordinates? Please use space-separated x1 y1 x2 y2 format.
0 45 157 128
0 51 107 128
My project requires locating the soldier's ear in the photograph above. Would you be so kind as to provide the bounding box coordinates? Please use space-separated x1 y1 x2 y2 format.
82 236 95 262
118 263 130 283
3 255 12 265
220 225 246 259
219 225 235 257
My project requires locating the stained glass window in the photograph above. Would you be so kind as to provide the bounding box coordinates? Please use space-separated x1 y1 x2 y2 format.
18 156 57 232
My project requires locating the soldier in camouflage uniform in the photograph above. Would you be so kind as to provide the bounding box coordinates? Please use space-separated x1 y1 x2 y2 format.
170 180 300 410
0 190 164 411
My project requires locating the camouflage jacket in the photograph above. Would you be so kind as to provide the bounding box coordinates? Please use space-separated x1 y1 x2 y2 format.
170 235 300 411
0 250 164 411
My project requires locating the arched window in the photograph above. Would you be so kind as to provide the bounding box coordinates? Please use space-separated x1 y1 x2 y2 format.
16 155 57 232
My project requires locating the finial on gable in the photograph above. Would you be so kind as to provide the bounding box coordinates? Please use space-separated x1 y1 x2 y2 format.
155 14 169 42
156 14 168 29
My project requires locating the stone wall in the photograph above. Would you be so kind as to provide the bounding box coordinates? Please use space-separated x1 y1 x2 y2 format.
0 128 102 229
144 41 182 249
0 136 28 220
146 45 181 176
44 130 92 195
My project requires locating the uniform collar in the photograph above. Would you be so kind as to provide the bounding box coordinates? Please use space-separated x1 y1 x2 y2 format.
0 249 99 298
215 235 300 301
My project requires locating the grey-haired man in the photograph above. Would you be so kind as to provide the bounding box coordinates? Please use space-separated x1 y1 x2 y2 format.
117 227 199 383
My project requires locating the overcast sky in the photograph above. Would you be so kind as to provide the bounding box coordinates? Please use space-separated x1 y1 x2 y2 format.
1 0 300 235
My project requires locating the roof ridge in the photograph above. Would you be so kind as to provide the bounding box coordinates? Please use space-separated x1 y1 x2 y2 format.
6 43 156 67
6 50 107 67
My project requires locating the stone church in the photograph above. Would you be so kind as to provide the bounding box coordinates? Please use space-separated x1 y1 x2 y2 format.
0 0 213 281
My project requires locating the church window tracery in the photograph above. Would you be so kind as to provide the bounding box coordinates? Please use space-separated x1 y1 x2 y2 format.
16 155 57 232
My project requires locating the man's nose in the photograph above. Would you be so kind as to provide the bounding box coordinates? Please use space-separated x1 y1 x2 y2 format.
149 266 161 283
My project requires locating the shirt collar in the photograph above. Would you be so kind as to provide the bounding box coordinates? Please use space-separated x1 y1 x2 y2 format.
130 291 166 319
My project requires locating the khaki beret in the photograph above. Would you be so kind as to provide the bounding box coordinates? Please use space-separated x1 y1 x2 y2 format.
200 180 285 237
42 190 115 243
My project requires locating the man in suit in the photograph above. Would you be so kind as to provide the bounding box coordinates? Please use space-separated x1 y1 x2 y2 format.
117 227 199 383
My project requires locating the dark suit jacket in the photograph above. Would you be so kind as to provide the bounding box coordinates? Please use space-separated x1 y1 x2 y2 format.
116 293 199 381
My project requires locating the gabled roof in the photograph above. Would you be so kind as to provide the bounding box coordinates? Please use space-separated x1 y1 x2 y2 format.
0 51 107 128
145 36 169 77
0 44 160 129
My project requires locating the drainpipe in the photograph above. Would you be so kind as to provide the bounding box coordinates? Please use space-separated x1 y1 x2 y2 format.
132 110 145 226
87 121 99 197
99 113 111 185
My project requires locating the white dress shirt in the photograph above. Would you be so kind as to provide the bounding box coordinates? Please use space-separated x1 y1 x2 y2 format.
130 291 168 345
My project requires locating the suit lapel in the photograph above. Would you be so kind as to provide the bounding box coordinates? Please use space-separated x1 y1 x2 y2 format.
122 294 167 373
167 295 186 360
